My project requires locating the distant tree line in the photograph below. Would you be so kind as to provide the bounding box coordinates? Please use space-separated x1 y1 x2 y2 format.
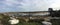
48 8 60 17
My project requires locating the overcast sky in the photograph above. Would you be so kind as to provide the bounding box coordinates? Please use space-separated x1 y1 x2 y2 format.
0 0 60 12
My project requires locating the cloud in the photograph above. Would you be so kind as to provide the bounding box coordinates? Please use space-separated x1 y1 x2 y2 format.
0 0 24 12
18 0 50 11
0 0 60 12
49 0 60 10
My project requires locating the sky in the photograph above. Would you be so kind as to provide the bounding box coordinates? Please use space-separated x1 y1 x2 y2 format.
0 0 60 12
